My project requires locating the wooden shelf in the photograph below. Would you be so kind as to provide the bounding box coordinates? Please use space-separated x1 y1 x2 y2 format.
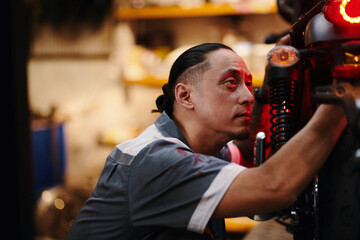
114 2 277 20
123 76 167 87
123 73 264 88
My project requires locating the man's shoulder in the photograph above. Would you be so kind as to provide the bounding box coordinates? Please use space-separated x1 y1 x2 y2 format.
119 124 188 152
109 124 189 165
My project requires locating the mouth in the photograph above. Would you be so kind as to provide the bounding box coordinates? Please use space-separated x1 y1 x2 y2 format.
235 112 252 121
237 112 251 118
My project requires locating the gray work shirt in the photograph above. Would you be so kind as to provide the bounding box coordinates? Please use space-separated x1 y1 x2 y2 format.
66 112 246 240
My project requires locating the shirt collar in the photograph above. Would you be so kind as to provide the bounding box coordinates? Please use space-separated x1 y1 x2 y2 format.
154 112 190 147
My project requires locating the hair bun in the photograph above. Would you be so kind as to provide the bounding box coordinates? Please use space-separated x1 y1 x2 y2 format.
151 83 172 115
155 94 165 112
162 83 170 95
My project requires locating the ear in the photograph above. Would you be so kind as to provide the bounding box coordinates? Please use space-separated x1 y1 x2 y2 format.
174 82 194 110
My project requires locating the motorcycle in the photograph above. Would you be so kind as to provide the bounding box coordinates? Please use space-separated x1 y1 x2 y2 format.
256 0 360 239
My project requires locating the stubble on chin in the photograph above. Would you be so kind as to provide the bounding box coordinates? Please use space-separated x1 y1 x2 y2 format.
232 118 251 140
231 127 250 141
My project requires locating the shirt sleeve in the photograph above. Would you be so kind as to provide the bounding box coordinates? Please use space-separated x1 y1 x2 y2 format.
128 139 246 233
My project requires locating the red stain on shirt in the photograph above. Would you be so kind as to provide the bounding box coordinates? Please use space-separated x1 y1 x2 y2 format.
176 148 189 156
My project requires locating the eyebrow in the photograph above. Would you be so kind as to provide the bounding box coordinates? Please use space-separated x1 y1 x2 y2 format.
222 68 252 80
223 68 240 75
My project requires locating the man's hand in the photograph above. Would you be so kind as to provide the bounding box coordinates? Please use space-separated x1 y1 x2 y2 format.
276 34 290 46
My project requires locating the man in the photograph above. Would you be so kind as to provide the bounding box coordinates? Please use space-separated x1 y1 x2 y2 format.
66 42 346 239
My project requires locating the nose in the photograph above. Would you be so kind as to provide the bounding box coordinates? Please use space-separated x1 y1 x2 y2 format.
238 84 254 106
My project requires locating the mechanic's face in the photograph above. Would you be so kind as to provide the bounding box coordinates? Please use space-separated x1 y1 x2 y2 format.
193 48 254 141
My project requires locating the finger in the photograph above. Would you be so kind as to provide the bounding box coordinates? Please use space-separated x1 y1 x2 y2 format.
276 34 290 46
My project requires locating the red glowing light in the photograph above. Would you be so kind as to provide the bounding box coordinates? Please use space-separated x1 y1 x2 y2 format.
323 0 360 26
340 0 360 23
333 65 360 78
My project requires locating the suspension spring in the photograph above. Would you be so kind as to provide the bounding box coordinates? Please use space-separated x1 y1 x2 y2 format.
269 77 298 152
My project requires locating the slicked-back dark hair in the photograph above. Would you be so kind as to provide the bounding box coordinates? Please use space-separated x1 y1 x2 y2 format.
152 43 234 118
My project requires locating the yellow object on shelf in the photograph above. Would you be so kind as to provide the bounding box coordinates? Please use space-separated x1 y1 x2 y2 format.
114 2 277 20
99 126 145 146
252 73 264 88
225 217 261 233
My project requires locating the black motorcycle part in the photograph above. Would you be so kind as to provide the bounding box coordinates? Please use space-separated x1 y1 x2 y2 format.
317 127 360 240
268 67 301 152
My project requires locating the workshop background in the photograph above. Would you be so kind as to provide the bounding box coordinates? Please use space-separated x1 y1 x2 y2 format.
10 0 292 239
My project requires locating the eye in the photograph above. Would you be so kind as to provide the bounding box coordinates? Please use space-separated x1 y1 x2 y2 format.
246 81 252 88
245 74 252 88
225 77 238 90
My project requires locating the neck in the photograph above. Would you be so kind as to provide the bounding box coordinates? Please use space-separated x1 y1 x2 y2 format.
173 112 228 156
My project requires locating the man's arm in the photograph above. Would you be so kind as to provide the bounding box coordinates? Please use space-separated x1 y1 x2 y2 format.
213 104 347 218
